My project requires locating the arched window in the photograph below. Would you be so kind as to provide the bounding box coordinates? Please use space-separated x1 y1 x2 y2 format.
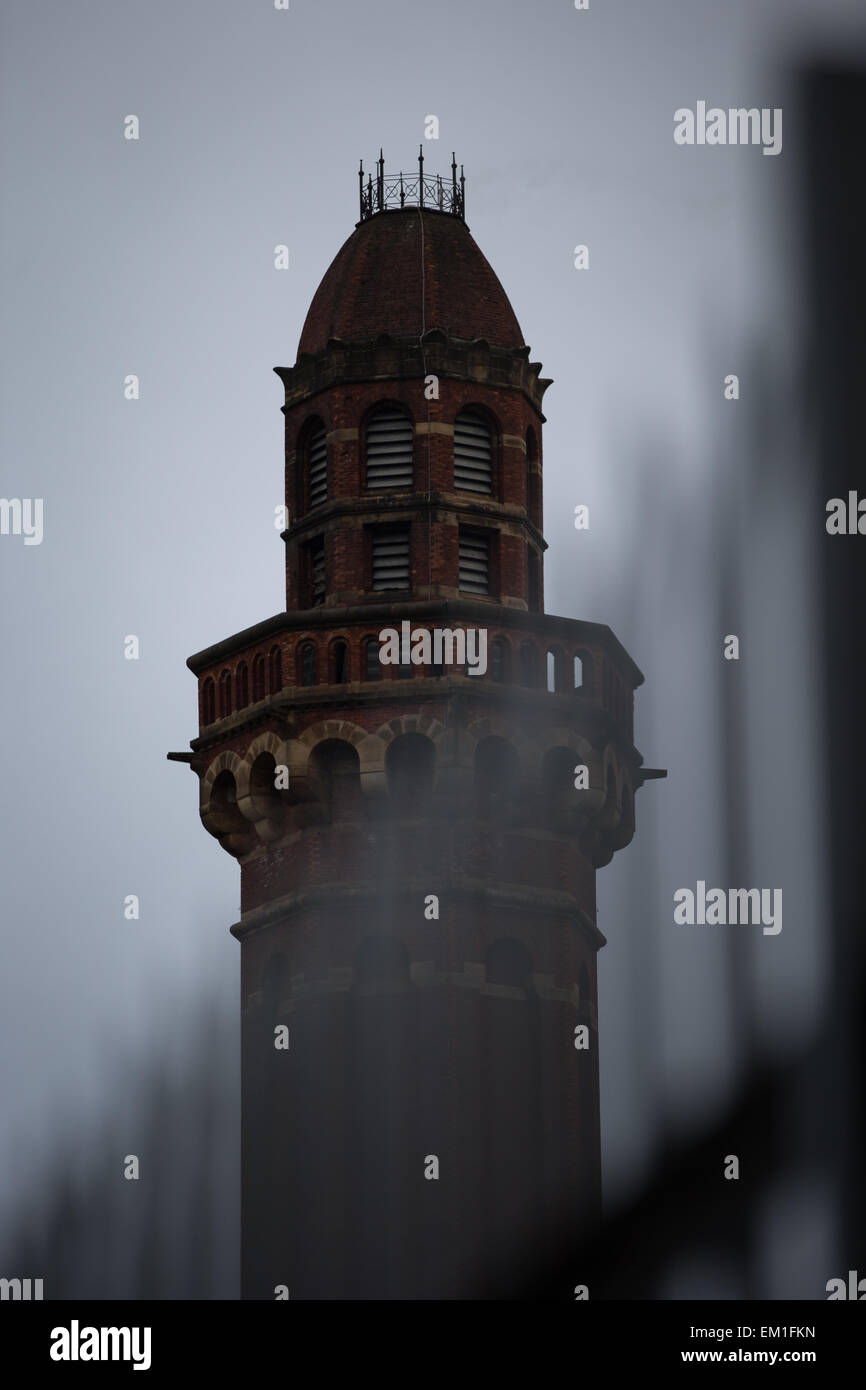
305 419 327 509
262 953 288 1014
525 426 540 527
210 769 248 843
363 636 381 681
519 641 537 688
574 651 593 693
218 669 232 718
541 745 580 823
386 732 435 812
578 963 591 1009
299 641 317 687
331 639 349 684
311 739 361 818
490 636 510 683
546 647 565 693
486 937 532 990
454 409 493 494
235 662 249 710
365 405 413 490
475 735 519 816
604 764 617 815
268 645 282 694
527 547 540 611
252 653 266 702
603 662 613 711
201 678 215 725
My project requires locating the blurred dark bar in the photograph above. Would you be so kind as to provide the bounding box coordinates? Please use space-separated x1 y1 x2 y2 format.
803 64 866 1274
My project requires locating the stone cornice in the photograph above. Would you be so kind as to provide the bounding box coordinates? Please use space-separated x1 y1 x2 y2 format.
282 491 547 549
229 878 605 950
274 330 553 417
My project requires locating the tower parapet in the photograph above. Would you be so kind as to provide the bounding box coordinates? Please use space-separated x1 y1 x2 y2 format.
359 148 466 222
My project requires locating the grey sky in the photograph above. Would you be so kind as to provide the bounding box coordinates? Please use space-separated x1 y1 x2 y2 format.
2 0 863 1241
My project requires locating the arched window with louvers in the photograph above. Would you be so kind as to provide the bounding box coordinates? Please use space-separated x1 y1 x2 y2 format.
454 408 494 496
364 404 414 491
303 418 328 511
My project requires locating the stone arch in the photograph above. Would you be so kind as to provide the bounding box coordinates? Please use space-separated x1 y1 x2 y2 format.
465 713 529 768
373 712 445 749
200 750 254 856
292 719 372 798
532 727 595 783
298 718 369 758
240 733 293 841
245 730 292 769
201 749 250 804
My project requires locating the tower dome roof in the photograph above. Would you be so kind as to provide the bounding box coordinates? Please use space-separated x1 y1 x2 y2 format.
297 207 524 358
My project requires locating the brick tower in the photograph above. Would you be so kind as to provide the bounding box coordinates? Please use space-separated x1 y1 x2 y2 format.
175 154 659 1300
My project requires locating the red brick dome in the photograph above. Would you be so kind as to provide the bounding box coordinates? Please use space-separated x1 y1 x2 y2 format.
297 208 524 358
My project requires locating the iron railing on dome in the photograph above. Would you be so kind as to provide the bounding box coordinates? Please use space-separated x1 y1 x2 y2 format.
359 148 465 221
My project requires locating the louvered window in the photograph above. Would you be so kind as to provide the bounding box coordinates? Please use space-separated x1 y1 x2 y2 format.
372 528 410 591
458 531 489 595
454 411 492 494
307 423 327 508
365 407 413 490
310 538 325 606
